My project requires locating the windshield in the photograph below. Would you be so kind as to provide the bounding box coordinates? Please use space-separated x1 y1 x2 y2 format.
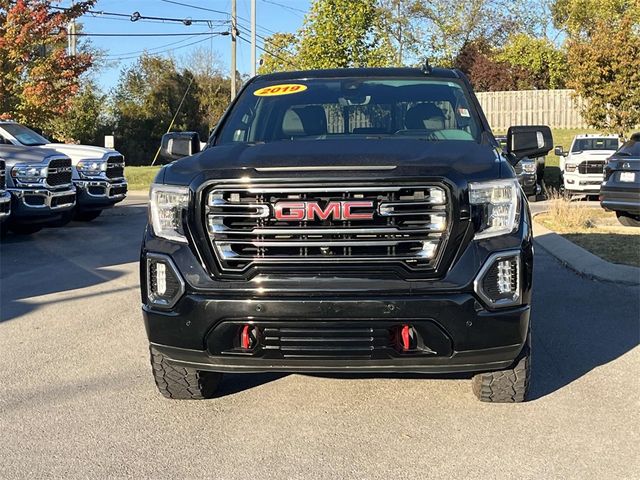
216 78 482 145
571 137 619 152
1 123 50 146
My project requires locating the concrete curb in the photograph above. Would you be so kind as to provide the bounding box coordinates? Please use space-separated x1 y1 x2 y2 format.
532 216 640 286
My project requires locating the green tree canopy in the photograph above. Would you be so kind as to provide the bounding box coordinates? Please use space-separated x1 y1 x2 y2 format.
497 34 568 89
111 55 205 165
566 15 640 137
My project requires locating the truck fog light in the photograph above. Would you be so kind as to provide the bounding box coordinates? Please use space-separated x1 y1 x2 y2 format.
146 254 185 308
474 251 522 308
156 263 167 295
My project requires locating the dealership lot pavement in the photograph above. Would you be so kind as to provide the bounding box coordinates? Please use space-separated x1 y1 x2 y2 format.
1 198 638 479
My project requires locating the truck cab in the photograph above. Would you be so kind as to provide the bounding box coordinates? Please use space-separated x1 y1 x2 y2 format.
556 134 621 195
0 121 128 221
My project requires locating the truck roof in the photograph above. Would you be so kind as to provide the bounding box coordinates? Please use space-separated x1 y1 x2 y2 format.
255 67 461 82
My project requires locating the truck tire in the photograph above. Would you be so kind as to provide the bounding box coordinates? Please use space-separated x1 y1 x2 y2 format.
149 346 222 399
616 212 640 227
471 337 531 403
74 210 102 222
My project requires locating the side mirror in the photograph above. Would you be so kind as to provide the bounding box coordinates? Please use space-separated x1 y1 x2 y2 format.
506 125 553 161
160 132 201 161
554 146 566 157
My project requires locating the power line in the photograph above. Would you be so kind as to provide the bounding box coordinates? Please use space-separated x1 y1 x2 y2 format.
236 33 295 69
159 0 279 36
261 0 306 16
71 32 230 37
106 34 225 61
104 35 205 59
50 5 226 25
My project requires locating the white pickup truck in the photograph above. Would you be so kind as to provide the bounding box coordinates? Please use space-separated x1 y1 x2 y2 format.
555 134 621 195
0 121 127 221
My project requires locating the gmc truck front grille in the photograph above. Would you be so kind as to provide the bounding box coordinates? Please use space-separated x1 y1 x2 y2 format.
204 183 450 274
46 157 72 187
106 155 125 179
578 161 605 175
0 160 5 190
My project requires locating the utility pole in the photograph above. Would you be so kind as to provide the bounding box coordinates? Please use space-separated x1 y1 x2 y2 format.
68 1 77 56
230 0 237 99
251 0 256 77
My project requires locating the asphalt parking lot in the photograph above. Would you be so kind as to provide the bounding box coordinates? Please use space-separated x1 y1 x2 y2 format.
1 197 639 479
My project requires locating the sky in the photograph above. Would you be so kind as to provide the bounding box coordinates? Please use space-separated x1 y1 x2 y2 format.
53 0 311 92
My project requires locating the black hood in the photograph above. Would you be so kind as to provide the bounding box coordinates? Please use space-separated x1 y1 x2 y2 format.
162 139 507 188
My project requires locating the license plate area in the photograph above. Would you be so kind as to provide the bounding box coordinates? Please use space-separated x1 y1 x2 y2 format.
620 171 636 182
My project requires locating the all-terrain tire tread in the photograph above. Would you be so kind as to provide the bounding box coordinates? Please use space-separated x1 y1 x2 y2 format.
472 345 530 403
149 346 221 400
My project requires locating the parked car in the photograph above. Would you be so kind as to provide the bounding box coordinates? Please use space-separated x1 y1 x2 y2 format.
141 67 554 403
496 135 538 198
0 159 11 222
600 133 640 227
555 134 621 196
0 145 76 235
0 121 127 221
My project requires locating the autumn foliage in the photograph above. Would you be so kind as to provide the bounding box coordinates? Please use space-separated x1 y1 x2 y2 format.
0 0 95 128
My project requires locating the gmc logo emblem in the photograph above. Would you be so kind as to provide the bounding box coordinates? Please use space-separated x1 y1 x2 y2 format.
274 201 374 221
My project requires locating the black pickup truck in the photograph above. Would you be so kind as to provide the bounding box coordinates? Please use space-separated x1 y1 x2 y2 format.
141 67 552 402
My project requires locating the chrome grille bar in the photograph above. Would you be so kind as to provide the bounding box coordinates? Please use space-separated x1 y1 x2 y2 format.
204 183 450 273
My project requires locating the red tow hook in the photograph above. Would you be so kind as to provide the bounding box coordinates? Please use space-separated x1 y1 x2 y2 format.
401 325 412 351
241 325 251 349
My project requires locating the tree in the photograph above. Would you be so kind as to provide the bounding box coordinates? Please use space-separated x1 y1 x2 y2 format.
258 33 300 74
377 0 421 65
0 0 96 128
49 80 106 144
497 34 567 89
296 0 395 69
566 15 640 137
180 47 232 128
454 39 532 91
551 0 637 37
410 0 547 65
111 55 205 165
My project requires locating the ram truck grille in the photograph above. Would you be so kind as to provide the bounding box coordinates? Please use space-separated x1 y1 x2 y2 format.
46 157 72 187
578 161 606 175
106 155 125 180
204 183 450 274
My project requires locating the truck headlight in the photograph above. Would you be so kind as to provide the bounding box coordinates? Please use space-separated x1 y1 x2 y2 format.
565 163 577 172
11 164 48 183
469 179 520 239
521 161 536 174
77 160 107 177
149 184 189 243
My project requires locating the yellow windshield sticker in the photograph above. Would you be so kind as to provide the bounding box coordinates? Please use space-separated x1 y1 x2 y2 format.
254 84 307 96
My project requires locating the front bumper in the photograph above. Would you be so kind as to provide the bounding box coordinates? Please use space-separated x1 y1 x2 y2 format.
600 181 640 215
75 179 128 210
145 295 530 374
564 172 603 193
8 186 76 221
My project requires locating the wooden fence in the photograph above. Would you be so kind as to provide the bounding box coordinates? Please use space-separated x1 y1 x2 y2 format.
476 89 588 130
